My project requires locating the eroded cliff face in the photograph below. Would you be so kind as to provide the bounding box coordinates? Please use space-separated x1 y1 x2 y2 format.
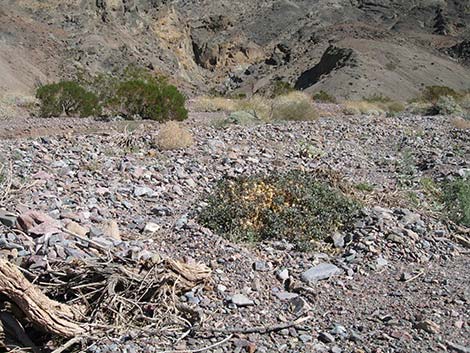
1 0 469 99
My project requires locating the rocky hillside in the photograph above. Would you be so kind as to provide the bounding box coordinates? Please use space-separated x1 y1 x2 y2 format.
1 0 470 100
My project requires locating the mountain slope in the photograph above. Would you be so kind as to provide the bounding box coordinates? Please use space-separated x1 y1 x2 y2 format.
1 0 469 100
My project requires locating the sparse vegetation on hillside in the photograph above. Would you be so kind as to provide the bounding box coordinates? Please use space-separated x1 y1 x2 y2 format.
198 170 361 250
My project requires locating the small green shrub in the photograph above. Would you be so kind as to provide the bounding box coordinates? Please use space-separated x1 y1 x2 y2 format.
271 80 294 97
442 178 470 226
364 94 392 103
313 91 337 103
432 96 463 115
36 81 101 118
198 170 361 250
422 86 462 103
355 182 374 192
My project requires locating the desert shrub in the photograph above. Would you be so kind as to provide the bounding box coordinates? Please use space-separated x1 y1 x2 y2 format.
431 95 463 115
343 101 384 116
386 102 406 116
110 79 187 121
271 80 294 97
364 94 392 103
312 90 337 103
198 170 361 250
343 99 404 116
272 92 318 121
442 177 470 226
36 81 101 118
450 117 470 129
155 121 193 150
195 92 317 122
236 96 273 121
408 101 433 115
193 96 239 112
422 85 461 103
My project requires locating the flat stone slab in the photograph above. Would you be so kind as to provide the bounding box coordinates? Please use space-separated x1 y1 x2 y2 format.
301 263 342 283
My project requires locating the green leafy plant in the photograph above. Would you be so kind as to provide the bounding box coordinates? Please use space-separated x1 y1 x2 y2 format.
36 81 101 118
198 170 361 250
442 177 470 226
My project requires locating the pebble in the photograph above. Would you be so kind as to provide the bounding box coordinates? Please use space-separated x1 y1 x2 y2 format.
230 294 254 307
65 221 89 236
274 291 299 300
143 222 160 235
318 332 335 343
415 319 440 334
277 269 289 281
0 210 16 228
301 263 342 283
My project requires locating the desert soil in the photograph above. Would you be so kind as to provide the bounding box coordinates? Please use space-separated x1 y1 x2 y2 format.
0 110 469 352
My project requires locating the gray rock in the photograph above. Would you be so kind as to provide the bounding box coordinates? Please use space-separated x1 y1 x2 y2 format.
446 341 470 353
133 186 156 197
301 263 341 283
253 261 270 271
376 256 388 269
231 294 254 307
0 210 16 228
277 269 289 281
143 222 160 235
274 291 299 300
331 324 348 338
319 331 335 343
299 334 312 343
331 232 345 248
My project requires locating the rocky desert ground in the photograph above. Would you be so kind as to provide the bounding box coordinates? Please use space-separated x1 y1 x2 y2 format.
0 107 469 352
1 1 470 353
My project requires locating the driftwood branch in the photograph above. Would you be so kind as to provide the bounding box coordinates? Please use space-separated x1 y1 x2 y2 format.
0 258 85 337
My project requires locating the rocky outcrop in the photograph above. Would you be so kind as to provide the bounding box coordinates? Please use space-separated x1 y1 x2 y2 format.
295 46 356 90
447 40 470 66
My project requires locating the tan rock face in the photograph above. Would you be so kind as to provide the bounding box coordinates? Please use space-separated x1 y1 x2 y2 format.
2 0 470 100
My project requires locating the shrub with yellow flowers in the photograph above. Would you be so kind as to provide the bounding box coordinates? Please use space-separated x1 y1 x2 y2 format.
198 170 361 250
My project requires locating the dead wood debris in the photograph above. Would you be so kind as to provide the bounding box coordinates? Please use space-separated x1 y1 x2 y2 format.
0 250 211 352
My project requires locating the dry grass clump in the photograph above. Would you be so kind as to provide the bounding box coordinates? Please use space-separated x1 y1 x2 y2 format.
192 96 238 112
195 92 318 122
155 121 194 150
343 100 405 116
450 117 470 129
272 91 318 121
343 101 385 116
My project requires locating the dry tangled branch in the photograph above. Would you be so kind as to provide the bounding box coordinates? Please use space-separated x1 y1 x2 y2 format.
0 160 13 205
